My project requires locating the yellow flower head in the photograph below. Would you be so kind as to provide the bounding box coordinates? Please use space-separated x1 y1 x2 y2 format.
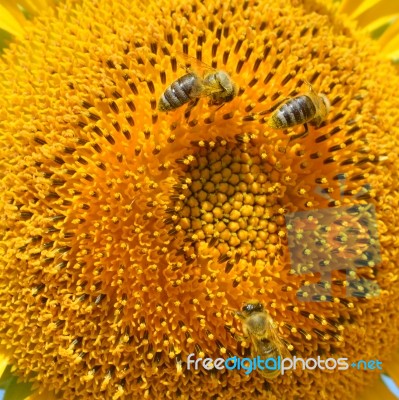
0 0 398 399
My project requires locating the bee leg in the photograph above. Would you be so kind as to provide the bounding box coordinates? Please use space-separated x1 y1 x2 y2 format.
214 102 225 112
282 123 309 153
289 123 309 142
233 332 247 342
184 98 199 122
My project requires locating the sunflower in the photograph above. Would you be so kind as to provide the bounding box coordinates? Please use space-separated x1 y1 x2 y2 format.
0 0 399 399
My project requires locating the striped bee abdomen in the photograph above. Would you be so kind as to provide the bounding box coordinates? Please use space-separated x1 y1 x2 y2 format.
269 95 317 129
158 73 198 112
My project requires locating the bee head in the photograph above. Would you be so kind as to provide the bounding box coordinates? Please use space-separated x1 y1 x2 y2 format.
215 71 237 102
241 300 264 315
318 93 330 115
310 92 330 127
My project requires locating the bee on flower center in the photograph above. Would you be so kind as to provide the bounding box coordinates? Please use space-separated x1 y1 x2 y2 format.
235 300 291 380
158 55 237 113
267 83 330 137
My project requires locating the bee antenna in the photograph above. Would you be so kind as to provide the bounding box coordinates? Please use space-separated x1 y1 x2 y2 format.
301 78 314 92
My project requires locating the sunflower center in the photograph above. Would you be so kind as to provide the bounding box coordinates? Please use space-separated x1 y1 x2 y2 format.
167 138 288 270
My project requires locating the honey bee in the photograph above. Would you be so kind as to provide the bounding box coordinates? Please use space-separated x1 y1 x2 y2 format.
268 83 330 138
158 56 237 113
235 300 290 379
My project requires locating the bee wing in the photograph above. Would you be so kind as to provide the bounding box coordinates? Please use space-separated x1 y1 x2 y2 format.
246 331 268 358
174 52 229 98
175 51 216 76
189 81 226 99
266 321 291 358
183 76 227 100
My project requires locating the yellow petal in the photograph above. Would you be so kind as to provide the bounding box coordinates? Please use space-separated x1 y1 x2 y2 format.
0 357 8 378
354 0 399 30
379 17 399 47
340 0 384 18
0 0 56 38
378 19 399 59
358 375 399 400
7 0 54 16
363 16 397 34
0 5 25 37
380 47 399 61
